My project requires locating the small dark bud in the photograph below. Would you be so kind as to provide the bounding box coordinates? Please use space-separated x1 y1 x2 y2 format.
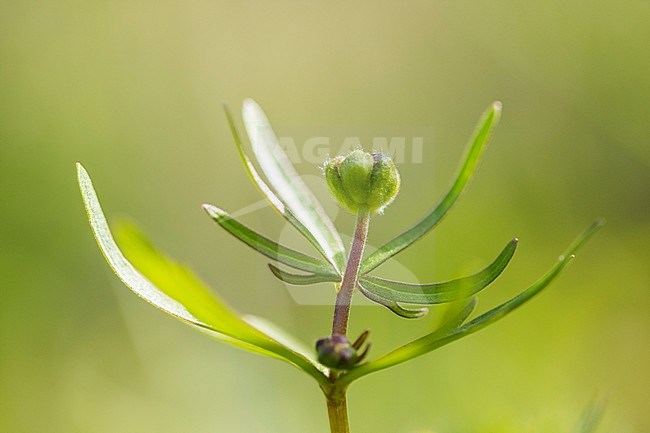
316 330 372 370
316 335 358 370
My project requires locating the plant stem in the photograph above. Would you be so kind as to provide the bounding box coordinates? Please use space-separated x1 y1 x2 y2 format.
325 390 350 433
325 211 370 433
331 210 370 336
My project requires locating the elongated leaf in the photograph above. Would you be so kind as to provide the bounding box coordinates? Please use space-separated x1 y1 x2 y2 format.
457 219 604 335
203 204 337 276
267 264 340 286
388 303 429 319
117 222 326 379
243 314 318 366
342 220 604 383
224 106 334 270
357 282 429 319
361 102 503 274
359 238 517 304
77 164 327 384
115 221 255 333
242 99 346 273
340 298 476 384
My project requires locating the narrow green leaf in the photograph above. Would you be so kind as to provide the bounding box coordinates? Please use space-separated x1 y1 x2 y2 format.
224 106 334 271
242 98 347 273
115 221 253 333
117 222 326 379
340 298 476 384
388 303 429 319
361 102 503 274
457 219 604 335
243 314 320 368
342 220 604 384
359 238 517 304
77 164 327 384
203 203 337 276
267 264 341 286
357 282 429 319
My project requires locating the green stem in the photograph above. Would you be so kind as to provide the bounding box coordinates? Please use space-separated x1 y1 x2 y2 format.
323 384 350 433
331 210 370 336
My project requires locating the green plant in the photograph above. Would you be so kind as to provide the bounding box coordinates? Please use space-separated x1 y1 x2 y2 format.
77 98 604 433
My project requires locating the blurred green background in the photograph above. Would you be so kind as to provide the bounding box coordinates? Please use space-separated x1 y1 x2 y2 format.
1 1 648 432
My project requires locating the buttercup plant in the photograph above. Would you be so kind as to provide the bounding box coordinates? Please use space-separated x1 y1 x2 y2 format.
77 98 604 433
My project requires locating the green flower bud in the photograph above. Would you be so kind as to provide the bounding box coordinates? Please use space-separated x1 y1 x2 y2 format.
324 150 400 214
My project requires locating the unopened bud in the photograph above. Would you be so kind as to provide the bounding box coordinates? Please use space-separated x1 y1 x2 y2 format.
324 150 400 214
316 335 358 370
316 331 371 370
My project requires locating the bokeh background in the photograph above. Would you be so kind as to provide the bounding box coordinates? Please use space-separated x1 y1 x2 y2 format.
1 1 648 432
